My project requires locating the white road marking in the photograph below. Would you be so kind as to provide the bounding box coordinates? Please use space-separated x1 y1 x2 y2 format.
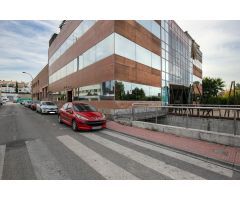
83 133 204 180
101 130 233 178
0 145 6 180
26 139 68 180
57 135 138 180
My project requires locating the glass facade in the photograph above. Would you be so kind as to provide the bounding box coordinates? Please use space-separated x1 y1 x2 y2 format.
115 81 161 101
114 33 161 70
49 33 114 84
49 20 202 103
136 20 161 39
49 20 97 66
49 58 78 84
71 80 161 101
49 33 161 85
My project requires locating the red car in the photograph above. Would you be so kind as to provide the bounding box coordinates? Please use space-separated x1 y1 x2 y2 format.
31 100 40 110
58 102 106 131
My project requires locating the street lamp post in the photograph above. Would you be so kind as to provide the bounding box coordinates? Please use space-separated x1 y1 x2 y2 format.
22 72 33 100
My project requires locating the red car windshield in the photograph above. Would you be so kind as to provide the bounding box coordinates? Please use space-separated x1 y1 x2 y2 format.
73 104 97 112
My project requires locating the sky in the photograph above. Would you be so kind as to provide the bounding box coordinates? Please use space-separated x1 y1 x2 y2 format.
0 20 59 82
178 20 240 88
0 20 239 87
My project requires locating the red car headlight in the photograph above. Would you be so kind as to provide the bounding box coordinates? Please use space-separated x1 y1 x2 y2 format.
75 114 89 121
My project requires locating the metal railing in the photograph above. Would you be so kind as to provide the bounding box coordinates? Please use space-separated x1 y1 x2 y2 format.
132 104 240 135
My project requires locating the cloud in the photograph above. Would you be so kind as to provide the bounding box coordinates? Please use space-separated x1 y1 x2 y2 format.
0 20 60 81
177 20 240 87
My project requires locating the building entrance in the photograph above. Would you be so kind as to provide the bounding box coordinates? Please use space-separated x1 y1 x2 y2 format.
67 90 72 102
169 84 190 104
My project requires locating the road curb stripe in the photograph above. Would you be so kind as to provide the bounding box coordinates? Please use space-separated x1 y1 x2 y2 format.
57 135 138 180
83 133 204 180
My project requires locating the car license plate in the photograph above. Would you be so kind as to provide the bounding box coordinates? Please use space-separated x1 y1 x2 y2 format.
49 111 55 114
92 126 102 130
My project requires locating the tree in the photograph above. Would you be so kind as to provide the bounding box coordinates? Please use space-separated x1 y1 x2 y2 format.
202 77 225 99
115 81 125 100
131 88 146 100
15 81 19 93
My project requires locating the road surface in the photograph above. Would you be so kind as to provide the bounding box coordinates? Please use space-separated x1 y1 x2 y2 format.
0 103 240 180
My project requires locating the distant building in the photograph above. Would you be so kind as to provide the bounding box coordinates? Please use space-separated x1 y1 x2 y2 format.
0 80 31 94
32 64 49 100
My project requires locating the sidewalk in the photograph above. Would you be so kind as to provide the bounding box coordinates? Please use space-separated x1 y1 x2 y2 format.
106 121 240 168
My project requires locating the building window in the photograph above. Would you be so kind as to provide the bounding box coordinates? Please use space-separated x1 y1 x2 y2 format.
102 80 115 96
151 53 161 70
136 44 151 67
115 80 161 101
115 33 135 61
96 34 114 61
83 46 96 67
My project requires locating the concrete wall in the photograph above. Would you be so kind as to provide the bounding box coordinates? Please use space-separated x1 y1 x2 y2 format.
143 115 240 135
132 121 240 147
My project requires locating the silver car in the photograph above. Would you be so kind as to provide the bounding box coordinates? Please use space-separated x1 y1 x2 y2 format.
36 101 58 114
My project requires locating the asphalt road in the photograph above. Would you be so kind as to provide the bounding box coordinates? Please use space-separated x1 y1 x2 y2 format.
0 102 240 180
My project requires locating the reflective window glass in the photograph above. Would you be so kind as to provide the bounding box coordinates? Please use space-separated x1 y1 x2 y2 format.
162 59 166 71
150 87 161 97
102 80 115 96
151 53 161 70
136 44 151 66
96 34 114 61
83 46 96 67
49 20 96 67
162 71 166 80
165 61 169 73
151 21 160 38
137 20 151 32
115 33 135 61
74 58 78 72
79 55 83 70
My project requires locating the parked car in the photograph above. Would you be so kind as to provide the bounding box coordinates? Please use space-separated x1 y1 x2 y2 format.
1 97 9 103
58 102 106 131
31 100 40 110
24 100 32 108
1 99 7 104
36 101 58 114
21 100 28 105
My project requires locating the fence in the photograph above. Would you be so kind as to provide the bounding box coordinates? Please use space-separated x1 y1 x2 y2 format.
131 104 240 135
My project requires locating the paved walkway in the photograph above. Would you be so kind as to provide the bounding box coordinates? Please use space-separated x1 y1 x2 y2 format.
107 121 240 167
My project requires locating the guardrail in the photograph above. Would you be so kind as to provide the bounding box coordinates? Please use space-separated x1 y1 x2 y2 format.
132 104 240 135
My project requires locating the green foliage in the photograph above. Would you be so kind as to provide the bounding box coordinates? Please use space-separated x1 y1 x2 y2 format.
115 81 125 100
115 81 161 101
202 77 225 104
201 78 240 105
202 94 240 105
